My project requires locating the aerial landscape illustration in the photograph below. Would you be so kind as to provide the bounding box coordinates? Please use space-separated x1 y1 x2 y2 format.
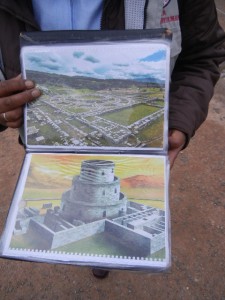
22 43 168 149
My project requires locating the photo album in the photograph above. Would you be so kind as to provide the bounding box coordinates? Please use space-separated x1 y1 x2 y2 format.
0 29 171 271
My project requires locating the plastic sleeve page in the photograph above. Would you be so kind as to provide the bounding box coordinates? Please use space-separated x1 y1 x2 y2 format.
0 154 32 254
0 152 170 271
20 38 170 155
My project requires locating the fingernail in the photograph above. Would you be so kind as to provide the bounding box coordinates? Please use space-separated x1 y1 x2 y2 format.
25 80 35 88
31 88 41 97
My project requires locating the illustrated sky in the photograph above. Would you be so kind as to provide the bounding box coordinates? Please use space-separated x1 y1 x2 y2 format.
22 43 168 82
28 153 165 182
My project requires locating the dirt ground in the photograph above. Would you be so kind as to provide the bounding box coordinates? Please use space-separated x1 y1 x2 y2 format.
0 4 225 300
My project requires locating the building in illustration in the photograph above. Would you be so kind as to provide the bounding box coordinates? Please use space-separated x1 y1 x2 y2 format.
60 160 127 223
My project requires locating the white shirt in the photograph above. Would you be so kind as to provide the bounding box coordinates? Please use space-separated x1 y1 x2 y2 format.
32 0 103 30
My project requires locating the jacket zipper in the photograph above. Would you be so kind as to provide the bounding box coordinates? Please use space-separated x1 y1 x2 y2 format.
143 0 149 29
100 0 108 30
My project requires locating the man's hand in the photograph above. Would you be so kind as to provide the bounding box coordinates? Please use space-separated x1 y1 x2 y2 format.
0 75 41 128
168 129 186 169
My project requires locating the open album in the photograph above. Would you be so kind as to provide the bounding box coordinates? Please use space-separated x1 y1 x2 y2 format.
0 29 171 271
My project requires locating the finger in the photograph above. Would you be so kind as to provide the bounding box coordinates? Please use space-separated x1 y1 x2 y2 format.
168 148 180 169
0 111 23 128
0 107 23 123
4 118 23 129
0 77 35 97
168 130 186 150
168 130 186 169
0 88 41 114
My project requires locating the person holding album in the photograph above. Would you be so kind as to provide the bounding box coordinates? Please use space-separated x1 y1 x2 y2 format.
0 0 224 277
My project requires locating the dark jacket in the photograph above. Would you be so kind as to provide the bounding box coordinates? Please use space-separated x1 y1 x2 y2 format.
0 0 225 144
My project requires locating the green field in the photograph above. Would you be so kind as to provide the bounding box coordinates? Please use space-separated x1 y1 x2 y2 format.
101 104 160 126
138 115 164 147
27 83 165 147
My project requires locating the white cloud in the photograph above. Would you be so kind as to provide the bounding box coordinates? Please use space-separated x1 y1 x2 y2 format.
22 42 168 82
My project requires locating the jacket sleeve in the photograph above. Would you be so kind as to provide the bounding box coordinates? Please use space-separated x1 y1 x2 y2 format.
169 0 225 145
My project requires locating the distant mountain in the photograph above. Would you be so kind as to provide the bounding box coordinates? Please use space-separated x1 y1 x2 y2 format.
26 70 163 90
121 175 164 189
136 77 164 85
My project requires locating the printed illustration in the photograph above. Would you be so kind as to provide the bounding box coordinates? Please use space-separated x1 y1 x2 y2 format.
9 154 167 262
22 43 168 149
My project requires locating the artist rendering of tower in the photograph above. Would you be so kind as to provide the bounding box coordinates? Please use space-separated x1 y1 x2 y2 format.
60 160 127 223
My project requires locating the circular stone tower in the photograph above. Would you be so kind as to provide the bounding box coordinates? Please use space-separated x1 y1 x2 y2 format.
60 160 127 223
